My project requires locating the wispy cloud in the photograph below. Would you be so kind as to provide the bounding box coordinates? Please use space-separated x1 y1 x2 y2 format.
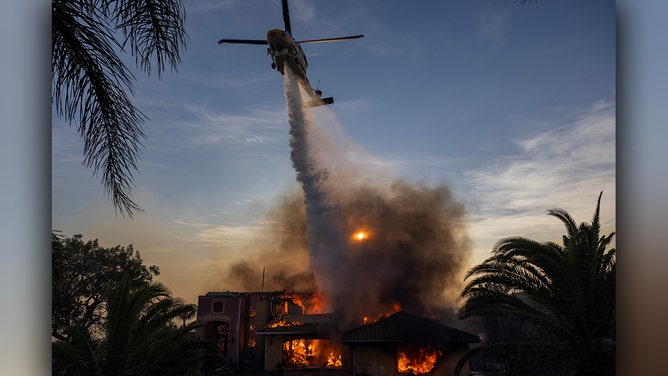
464 100 616 256
290 0 316 22
187 0 240 15
222 75 273 88
478 7 514 42
183 105 286 147
140 99 287 151
194 223 265 247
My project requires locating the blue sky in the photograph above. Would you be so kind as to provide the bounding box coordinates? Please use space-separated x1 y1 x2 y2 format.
52 0 615 305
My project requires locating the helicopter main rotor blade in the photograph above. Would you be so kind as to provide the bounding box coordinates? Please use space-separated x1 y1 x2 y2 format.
297 35 365 44
282 0 292 34
218 39 268 45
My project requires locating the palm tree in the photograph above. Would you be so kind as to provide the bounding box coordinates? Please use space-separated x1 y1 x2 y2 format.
456 192 615 375
53 278 220 375
52 0 187 217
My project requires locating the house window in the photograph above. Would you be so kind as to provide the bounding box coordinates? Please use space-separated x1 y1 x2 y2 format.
213 301 224 312
396 346 442 375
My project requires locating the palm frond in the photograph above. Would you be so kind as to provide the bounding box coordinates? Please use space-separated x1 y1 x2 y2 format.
52 0 187 216
514 0 542 5
547 207 578 242
52 0 147 217
54 326 104 376
101 279 134 373
458 193 615 374
107 0 187 78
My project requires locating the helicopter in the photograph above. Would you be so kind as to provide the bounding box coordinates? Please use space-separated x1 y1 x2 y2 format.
218 0 363 107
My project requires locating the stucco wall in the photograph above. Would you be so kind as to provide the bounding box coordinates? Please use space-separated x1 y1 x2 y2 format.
352 345 398 376
264 335 284 371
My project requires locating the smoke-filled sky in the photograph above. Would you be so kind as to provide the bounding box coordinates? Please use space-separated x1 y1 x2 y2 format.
52 0 615 307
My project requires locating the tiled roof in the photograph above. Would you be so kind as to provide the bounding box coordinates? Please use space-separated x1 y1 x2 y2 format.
341 311 480 344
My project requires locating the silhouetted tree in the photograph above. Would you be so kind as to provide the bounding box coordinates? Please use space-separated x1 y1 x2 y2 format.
52 232 159 341
53 278 220 375
456 193 615 375
52 0 187 216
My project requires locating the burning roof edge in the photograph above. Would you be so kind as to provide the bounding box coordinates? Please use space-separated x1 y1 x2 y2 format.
340 311 480 344
256 321 339 336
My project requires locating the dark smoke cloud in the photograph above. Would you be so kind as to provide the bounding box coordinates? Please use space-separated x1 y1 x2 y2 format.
220 180 470 329
326 181 470 326
219 188 317 293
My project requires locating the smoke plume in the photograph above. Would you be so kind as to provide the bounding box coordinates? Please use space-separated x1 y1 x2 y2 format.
283 67 471 327
219 188 317 293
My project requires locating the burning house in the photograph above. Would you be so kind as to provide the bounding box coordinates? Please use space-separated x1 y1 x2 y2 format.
194 62 482 374
257 313 348 371
196 290 480 375
195 290 336 369
341 311 480 376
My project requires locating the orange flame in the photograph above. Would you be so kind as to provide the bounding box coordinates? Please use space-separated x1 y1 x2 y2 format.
266 318 304 329
397 346 442 375
307 292 325 314
326 351 343 367
290 294 306 313
279 292 327 315
354 231 368 241
351 228 372 242
282 339 343 368
362 303 402 325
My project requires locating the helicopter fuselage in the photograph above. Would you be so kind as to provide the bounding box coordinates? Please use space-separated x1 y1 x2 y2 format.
266 29 332 106
267 29 307 76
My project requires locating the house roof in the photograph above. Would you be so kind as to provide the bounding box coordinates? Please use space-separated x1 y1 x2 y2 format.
340 311 480 344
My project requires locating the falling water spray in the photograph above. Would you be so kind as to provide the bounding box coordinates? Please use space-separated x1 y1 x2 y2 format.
283 67 348 311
